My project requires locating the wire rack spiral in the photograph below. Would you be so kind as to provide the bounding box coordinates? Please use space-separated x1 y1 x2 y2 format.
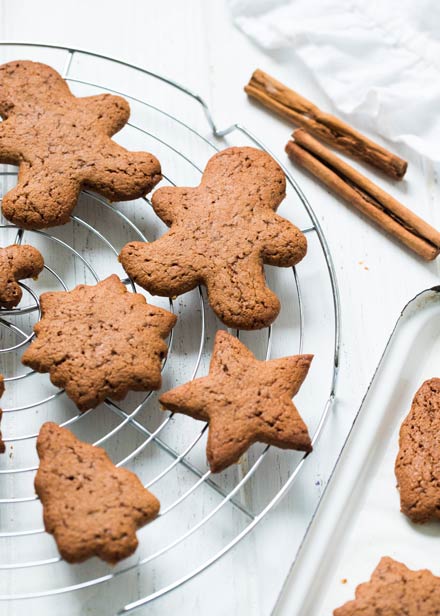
0 43 340 615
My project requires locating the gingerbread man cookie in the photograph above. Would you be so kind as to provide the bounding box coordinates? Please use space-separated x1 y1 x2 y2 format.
22 275 176 411
120 147 307 330
0 61 161 229
160 330 313 472
35 422 160 564
334 557 440 616
0 244 44 308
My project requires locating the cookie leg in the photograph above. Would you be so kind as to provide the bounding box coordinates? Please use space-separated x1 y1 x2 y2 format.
2 164 81 229
119 233 201 296
206 258 280 330
83 145 161 201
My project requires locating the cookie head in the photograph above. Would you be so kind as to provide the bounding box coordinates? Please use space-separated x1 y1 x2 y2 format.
22 274 176 411
120 147 307 330
0 60 162 229
0 61 72 116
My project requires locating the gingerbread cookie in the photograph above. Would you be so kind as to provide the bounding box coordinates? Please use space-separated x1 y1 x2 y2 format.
395 378 440 523
0 244 44 308
160 330 312 472
0 376 5 454
22 275 176 411
120 147 307 330
35 422 160 564
334 557 440 615
0 61 161 229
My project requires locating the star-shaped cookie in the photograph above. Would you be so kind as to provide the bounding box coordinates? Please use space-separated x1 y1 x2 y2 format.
35 422 160 564
334 557 440 616
0 60 161 229
120 146 307 330
22 275 176 411
0 244 44 308
160 330 313 472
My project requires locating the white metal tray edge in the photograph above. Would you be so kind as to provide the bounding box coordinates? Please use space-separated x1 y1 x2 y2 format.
273 286 440 615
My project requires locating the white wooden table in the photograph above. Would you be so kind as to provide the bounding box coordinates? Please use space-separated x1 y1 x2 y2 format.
0 1 439 615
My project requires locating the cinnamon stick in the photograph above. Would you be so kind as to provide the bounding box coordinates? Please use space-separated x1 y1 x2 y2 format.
286 130 440 261
245 69 407 181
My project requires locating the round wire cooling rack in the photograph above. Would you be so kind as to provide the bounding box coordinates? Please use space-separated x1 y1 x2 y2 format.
0 43 340 615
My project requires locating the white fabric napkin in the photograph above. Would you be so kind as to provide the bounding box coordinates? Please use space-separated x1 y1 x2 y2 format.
229 0 440 161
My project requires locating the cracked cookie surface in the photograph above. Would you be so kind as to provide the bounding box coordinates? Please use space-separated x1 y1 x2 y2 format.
334 557 440 615
0 244 44 308
22 274 176 411
119 146 307 330
35 422 160 564
160 330 312 472
0 60 161 229
395 378 440 523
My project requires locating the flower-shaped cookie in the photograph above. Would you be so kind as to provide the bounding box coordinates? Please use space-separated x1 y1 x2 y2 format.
22 275 176 411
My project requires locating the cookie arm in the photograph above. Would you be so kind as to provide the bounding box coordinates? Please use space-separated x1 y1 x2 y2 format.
0 118 22 164
81 139 161 201
151 187 194 227
119 232 201 297
261 214 307 267
7 245 44 281
80 94 130 135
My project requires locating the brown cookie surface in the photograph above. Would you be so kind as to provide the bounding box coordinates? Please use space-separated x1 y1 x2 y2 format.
0 61 161 229
35 422 160 564
334 557 440 615
160 330 312 473
119 147 307 330
22 274 176 411
395 378 440 523
0 375 4 454
0 244 44 308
